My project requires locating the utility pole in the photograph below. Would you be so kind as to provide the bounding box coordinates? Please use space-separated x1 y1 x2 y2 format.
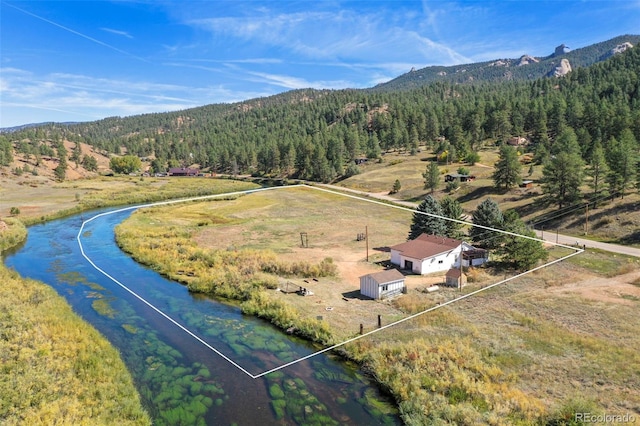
365 225 369 262
585 203 589 235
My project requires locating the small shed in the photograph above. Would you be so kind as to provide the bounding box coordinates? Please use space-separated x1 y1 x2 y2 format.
445 268 466 288
520 180 534 188
360 269 405 300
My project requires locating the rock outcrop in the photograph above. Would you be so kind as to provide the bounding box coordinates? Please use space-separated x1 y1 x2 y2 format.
517 55 539 66
553 44 570 57
550 58 572 77
600 42 634 60
489 59 509 67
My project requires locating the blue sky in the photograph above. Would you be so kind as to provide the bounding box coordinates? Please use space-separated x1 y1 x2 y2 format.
1 1 639 127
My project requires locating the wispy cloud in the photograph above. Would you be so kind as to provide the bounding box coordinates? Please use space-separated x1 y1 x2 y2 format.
244 70 353 90
4 2 150 63
101 27 133 39
186 7 469 66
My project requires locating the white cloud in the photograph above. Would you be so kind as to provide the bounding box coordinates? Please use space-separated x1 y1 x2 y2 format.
0 68 227 126
187 7 469 66
244 70 353 90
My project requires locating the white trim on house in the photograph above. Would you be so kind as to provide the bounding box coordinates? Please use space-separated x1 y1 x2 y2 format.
390 234 487 275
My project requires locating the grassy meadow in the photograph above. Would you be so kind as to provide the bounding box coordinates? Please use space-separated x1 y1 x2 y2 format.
1 175 260 225
338 146 640 246
0 221 151 425
115 185 416 344
113 184 640 424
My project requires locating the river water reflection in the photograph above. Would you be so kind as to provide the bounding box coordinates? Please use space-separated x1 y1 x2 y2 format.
4 208 400 425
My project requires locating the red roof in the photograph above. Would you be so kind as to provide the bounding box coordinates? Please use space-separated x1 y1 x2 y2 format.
169 167 199 175
390 234 462 260
445 268 463 278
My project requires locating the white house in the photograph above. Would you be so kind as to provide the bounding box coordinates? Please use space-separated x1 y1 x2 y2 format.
359 269 406 300
389 233 488 275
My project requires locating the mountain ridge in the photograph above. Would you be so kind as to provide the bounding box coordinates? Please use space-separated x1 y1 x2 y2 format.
372 34 640 91
2 35 638 132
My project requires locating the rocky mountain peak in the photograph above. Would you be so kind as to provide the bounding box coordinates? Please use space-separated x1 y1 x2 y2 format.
553 44 571 57
517 55 539 66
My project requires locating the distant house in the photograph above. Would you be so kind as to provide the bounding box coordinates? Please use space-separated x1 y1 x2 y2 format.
520 180 534 188
360 269 406 300
507 136 528 146
389 233 488 275
444 173 476 183
169 167 199 176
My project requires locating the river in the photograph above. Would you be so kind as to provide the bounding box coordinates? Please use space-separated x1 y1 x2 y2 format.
4 207 400 425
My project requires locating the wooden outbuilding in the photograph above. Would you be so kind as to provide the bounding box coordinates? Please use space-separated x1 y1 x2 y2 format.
445 268 466 288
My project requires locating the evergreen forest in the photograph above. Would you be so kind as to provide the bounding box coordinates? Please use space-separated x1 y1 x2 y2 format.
2 36 639 202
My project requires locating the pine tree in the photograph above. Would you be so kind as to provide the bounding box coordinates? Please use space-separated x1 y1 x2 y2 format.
606 129 638 199
423 161 440 193
469 198 504 250
499 210 548 270
390 179 401 194
408 195 446 240
440 196 465 239
492 144 522 190
541 128 585 208
587 140 609 205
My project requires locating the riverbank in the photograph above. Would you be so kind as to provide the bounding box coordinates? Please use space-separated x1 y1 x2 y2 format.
113 185 640 424
1 174 260 225
0 177 259 424
0 220 151 425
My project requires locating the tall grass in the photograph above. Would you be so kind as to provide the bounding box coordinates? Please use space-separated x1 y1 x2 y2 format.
22 177 260 225
0 263 151 425
115 206 338 343
0 217 27 252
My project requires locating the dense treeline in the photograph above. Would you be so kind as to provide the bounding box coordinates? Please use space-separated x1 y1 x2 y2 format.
7 43 640 199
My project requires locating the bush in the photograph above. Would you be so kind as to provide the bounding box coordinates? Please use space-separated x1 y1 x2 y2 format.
9 207 20 216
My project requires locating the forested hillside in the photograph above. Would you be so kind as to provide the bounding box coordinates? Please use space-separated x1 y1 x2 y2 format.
374 34 640 90
2 38 639 201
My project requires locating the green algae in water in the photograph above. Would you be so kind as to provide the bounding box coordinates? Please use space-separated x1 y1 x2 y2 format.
92 297 116 318
271 399 286 419
122 324 138 334
269 383 285 399
358 388 398 423
265 371 284 381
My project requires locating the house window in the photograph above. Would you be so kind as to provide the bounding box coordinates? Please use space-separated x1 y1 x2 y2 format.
382 285 388 291
438 260 443 264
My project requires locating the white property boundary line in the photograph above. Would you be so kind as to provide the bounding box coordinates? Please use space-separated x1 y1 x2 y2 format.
76 184 583 379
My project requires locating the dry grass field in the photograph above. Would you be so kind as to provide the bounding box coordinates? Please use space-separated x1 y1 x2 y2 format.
336 146 640 246
0 174 258 223
118 184 640 422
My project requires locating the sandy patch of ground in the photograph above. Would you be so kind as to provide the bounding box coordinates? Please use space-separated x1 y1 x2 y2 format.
543 269 640 306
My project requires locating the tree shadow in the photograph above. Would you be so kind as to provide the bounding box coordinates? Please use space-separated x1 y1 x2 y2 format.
455 186 497 204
